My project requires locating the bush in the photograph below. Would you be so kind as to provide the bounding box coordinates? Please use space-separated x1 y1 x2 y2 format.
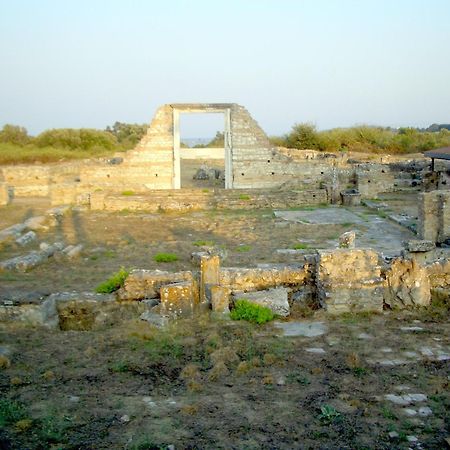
95 267 129 293
285 123 321 150
153 253 178 263
230 300 275 324
0 124 30 145
34 128 117 150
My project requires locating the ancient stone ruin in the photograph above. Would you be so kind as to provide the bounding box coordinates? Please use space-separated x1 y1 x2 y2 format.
0 102 449 330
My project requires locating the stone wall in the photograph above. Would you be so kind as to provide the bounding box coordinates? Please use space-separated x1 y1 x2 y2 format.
0 103 423 201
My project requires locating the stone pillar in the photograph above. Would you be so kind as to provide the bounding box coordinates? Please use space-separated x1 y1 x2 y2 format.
418 192 439 242
200 255 220 304
438 191 450 244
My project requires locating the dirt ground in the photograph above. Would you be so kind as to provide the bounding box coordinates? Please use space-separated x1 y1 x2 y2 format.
0 192 448 449
0 198 415 298
0 308 449 449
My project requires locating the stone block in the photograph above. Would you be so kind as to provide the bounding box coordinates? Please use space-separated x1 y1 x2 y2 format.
316 248 383 313
384 258 431 308
341 190 361 206
117 269 194 300
406 240 435 253
15 231 37 247
339 230 356 248
160 281 199 318
220 264 310 292
234 287 290 317
211 285 231 313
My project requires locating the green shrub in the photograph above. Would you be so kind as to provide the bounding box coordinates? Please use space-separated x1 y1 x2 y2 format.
318 404 341 424
34 128 117 150
95 267 129 293
239 194 251 200
292 243 308 250
154 253 178 263
230 300 275 324
121 190 135 196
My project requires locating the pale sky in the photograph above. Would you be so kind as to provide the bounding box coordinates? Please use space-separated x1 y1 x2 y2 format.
1 0 449 137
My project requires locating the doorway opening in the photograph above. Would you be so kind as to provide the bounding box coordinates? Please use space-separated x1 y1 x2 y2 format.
173 107 232 189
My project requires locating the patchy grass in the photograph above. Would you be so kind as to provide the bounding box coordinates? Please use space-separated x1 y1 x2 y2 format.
95 267 129 293
230 300 275 324
238 194 251 200
292 243 309 250
235 244 251 253
193 240 215 247
153 253 178 263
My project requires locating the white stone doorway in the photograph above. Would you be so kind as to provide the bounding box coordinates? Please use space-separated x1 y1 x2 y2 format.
172 106 232 189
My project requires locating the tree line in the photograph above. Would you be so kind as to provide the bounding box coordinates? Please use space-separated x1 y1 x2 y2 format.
0 121 449 164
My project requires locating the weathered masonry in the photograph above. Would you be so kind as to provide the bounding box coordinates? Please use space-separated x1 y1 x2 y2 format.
124 102 288 190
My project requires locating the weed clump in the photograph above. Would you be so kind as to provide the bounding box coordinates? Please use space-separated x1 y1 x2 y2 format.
153 253 178 263
193 240 215 247
230 300 275 324
95 267 129 293
0 355 11 369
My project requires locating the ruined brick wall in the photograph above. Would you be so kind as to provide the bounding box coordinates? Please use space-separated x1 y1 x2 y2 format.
80 104 174 190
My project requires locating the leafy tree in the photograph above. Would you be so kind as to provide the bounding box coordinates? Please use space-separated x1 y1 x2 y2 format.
285 123 321 150
0 124 30 145
105 122 147 148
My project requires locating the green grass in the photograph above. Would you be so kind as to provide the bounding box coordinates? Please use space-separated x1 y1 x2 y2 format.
0 399 27 427
292 243 309 250
193 240 215 247
230 300 275 324
235 245 251 253
121 190 135 196
0 142 117 164
153 252 178 263
238 194 251 200
95 267 129 293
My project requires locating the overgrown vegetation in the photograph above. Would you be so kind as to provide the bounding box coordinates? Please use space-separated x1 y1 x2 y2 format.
153 253 178 263
270 122 450 154
2 119 449 164
95 267 130 293
0 121 146 164
230 300 276 324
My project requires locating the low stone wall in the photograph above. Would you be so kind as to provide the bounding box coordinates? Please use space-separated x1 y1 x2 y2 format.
2 246 448 328
89 188 329 212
